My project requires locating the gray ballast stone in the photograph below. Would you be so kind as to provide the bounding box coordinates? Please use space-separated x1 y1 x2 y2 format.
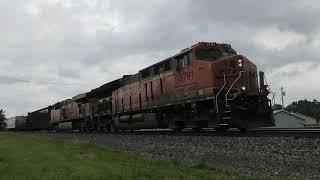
25 132 320 177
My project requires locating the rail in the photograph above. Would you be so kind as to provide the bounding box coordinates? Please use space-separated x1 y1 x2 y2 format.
225 71 245 107
23 129 320 138
215 74 226 114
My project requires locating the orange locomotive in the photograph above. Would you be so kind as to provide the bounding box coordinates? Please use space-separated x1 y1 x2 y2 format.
112 42 274 131
50 79 123 131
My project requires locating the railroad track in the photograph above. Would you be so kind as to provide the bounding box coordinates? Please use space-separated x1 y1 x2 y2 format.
27 128 320 138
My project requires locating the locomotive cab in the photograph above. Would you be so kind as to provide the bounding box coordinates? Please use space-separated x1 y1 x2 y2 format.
191 42 274 130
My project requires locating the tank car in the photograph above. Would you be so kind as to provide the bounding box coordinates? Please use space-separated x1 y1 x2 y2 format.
111 42 274 131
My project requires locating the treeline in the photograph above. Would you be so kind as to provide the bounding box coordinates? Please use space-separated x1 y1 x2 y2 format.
273 99 320 122
0 109 6 130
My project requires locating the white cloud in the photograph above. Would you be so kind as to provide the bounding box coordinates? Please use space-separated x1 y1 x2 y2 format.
253 27 307 51
1 0 320 116
268 62 320 105
24 3 41 16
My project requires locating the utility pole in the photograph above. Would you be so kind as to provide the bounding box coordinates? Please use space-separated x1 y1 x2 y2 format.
281 87 285 110
272 92 276 105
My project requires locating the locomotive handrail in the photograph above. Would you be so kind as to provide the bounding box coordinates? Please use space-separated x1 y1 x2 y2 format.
225 71 245 107
215 74 227 114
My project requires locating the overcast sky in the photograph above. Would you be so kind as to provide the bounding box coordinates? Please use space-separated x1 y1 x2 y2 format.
1 0 320 117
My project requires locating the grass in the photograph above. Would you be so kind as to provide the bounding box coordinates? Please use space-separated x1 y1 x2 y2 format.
0 132 264 180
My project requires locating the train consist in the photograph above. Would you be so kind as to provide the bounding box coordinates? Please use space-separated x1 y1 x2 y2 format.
14 42 275 132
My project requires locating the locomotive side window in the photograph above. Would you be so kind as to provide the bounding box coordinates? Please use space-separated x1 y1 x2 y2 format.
196 50 223 61
183 53 191 65
176 53 191 69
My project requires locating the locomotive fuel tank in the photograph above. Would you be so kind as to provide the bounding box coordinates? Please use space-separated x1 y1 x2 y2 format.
114 113 159 130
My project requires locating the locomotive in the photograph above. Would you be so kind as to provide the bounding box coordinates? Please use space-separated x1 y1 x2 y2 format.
24 42 274 132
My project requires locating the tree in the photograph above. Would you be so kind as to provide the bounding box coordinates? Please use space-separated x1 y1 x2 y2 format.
285 99 320 123
272 104 283 111
0 109 6 130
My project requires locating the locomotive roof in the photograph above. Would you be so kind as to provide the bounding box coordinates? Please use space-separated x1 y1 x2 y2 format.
72 93 88 102
70 75 139 102
139 42 236 72
28 106 52 114
89 78 123 98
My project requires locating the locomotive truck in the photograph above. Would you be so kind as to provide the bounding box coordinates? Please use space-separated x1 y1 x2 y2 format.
24 42 274 132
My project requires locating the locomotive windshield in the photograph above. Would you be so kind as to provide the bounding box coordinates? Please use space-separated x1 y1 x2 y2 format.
196 50 223 61
196 49 235 61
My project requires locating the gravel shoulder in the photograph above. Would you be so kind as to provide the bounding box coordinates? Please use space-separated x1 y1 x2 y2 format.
23 132 320 177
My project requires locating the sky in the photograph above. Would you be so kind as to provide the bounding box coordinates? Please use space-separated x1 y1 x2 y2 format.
1 0 320 117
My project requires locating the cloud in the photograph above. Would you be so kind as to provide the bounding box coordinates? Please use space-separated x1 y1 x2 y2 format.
253 27 307 51
268 62 320 105
0 0 320 116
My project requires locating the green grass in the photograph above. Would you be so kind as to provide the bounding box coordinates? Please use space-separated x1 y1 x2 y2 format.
0 133 258 180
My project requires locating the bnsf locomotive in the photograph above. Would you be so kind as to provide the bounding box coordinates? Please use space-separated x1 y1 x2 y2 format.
23 42 274 132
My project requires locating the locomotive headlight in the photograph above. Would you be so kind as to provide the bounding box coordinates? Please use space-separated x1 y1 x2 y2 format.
238 59 243 67
241 86 246 91
265 85 270 91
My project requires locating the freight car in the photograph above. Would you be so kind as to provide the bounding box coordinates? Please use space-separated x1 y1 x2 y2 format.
22 42 274 132
27 106 52 130
5 117 17 130
14 116 27 131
